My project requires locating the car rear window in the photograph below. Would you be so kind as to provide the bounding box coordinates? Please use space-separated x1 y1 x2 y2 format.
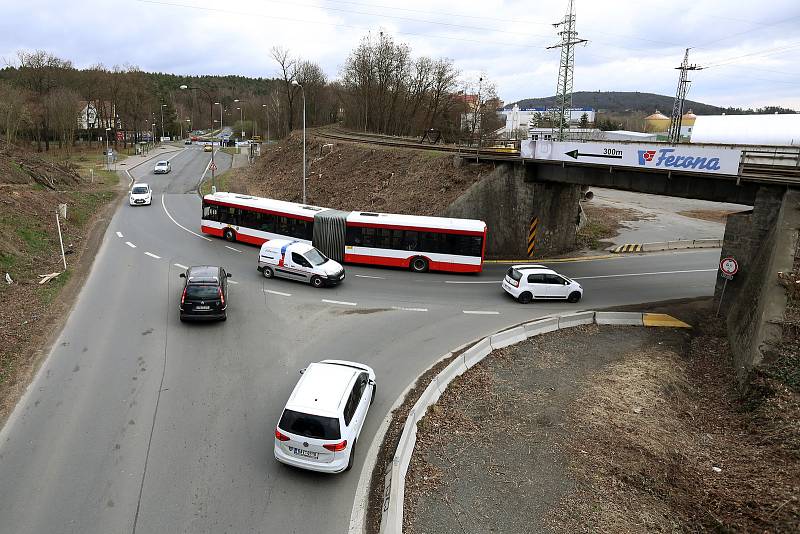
279 409 341 440
132 186 148 194
186 285 219 299
507 268 522 282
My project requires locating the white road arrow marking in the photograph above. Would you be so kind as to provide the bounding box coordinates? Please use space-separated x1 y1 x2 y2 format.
116 231 124 238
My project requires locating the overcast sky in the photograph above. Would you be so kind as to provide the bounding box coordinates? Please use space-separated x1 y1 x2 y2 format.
3 0 799 110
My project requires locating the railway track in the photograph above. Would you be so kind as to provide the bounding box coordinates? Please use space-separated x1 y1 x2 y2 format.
313 127 800 185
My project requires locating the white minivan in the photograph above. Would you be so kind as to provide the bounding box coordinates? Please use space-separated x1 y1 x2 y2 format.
258 239 345 287
274 360 376 473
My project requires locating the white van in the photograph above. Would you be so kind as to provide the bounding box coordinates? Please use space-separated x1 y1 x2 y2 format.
258 239 345 287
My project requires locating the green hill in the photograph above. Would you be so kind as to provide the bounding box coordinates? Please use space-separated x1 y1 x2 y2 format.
506 91 722 115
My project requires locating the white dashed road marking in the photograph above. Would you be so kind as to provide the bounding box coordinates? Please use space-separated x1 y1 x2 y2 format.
391 306 428 312
160 194 212 241
116 231 124 238
225 245 242 253
322 299 358 307
265 290 292 297
445 280 500 284
125 241 137 248
228 280 239 284
144 252 161 259
463 310 500 315
174 263 188 269
354 274 385 279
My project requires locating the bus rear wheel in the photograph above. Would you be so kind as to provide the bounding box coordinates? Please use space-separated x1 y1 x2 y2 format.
410 257 429 273
223 229 236 242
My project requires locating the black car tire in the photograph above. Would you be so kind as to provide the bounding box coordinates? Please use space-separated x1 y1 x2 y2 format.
370 384 376 406
410 256 429 273
518 291 533 304
262 267 274 279
311 275 324 288
223 229 236 242
568 291 582 303
346 440 356 472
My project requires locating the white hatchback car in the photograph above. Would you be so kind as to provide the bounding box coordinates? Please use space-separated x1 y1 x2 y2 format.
274 360 376 474
129 183 152 206
502 265 583 304
153 160 171 174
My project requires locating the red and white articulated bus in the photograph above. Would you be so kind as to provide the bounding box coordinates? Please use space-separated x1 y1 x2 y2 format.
201 192 487 273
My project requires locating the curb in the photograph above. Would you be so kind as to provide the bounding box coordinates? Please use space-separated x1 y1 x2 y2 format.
483 254 618 264
378 310 690 533
609 239 722 254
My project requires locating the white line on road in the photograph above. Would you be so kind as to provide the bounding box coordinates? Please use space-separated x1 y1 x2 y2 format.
445 280 500 284
116 231 124 238
161 194 212 241
573 268 716 280
225 245 242 253
174 263 188 269
144 252 161 259
125 241 137 248
322 299 358 307
228 280 239 284
463 310 500 315
355 274 385 279
391 306 428 312
265 289 292 297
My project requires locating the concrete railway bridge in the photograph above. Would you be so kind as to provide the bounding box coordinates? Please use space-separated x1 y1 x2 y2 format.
316 129 800 380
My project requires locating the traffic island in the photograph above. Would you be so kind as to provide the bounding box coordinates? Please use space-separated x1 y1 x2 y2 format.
367 304 798 533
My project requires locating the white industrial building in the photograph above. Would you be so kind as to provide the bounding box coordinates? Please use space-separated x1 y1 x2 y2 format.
501 104 596 138
690 114 800 146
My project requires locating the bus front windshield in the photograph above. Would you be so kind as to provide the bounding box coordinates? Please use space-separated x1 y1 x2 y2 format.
305 248 328 266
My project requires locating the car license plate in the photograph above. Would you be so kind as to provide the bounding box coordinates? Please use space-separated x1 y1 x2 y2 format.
289 446 318 459
135 200 143 203
195 305 210 310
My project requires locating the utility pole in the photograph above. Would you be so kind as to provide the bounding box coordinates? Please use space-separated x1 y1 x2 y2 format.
668 48 702 144
547 0 587 141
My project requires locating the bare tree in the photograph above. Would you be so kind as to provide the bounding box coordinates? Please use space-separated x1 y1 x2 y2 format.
15 50 73 151
271 46 298 133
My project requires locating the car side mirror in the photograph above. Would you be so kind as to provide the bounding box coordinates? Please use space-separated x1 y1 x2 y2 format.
179 273 185 278
299 368 306 375
564 280 569 285
226 273 232 278
368 379 375 386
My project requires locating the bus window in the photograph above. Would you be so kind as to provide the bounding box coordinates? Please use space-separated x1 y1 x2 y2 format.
218 206 237 225
403 231 418 251
346 226 363 246
202 204 218 221
361 227 376 247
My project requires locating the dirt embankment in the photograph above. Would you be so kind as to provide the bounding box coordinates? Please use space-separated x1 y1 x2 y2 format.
0 142 119 423
229 132 495 216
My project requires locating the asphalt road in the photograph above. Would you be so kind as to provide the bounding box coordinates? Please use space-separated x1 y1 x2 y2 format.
0 146 722 534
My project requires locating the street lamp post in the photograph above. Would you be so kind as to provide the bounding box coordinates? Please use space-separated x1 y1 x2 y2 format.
104 127 111 170
291 80 306 204
234 99 246 139
180 84 217 190
160 103 166 142
262 103 270 142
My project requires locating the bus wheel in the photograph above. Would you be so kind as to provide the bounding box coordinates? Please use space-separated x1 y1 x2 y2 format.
410 257 429 273
518 292 533 304
223 229 236 242
311 275 324 288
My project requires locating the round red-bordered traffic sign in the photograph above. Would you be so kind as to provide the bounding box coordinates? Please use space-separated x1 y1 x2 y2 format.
720 256 738 276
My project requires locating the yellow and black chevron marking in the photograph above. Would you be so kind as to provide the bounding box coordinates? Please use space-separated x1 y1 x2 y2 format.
612 244 643 253
527 217 539 258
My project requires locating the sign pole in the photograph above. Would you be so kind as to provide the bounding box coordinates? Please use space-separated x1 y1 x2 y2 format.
56 211 67 271
716 278 728 317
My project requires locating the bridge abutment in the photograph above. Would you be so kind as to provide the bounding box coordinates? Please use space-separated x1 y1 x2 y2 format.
716 186 799 380
445 162 581 258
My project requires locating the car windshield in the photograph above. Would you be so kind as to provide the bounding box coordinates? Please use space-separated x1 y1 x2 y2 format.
156 161 168 166
185 285 219 299
507 268 522 282
304 248 328 266
132 186 148 194
279 409 341 440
